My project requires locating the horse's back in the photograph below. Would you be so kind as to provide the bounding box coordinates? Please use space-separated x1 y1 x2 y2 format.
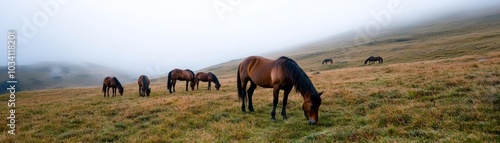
239 56 277 88
138 75 150 86
196 72 210 81
103 76 112 85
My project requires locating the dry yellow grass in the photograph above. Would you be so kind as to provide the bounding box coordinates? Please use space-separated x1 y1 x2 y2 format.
1 51 499 142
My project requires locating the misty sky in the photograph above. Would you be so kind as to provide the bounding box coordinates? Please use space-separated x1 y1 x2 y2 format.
1 0 499 76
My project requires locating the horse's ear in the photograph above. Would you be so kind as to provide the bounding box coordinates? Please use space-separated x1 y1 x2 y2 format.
318 92 323 97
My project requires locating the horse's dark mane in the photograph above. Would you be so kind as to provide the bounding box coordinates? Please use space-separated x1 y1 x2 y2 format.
210 72 220 86
278 56 320 104
113 77 123 90
141 75 149 89
185 69 195 82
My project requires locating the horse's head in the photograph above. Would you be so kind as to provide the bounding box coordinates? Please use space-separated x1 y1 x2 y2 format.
146 88 151 96
215 84 221 91
302 91 323 125
119 87 124 95
190 80 196 90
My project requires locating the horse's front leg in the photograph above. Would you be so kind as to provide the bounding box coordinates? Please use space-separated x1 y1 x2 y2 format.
281 87 292 120
271 84 280 121
185 81 189 91
106 87 110 97
208 82 211 90
196 81 199 90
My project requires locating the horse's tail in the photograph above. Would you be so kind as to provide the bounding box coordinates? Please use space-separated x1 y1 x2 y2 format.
142 75 149 89
167 71 172 92
236 64 243 100
380 57 384 63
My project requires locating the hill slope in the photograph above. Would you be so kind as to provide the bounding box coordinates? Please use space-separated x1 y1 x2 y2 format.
0 62 135 93
198 9 500 76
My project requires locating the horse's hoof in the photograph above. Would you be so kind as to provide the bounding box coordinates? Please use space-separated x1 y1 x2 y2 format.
271 118 277 122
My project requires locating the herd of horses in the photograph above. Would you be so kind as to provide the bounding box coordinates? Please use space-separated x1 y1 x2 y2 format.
102 70 222 97
101 55 382 124
322 56 384 65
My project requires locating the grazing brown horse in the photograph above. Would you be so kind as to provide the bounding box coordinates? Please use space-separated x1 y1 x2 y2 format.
364 56 383 64
322 58 333 65
237 56 323 125
102 76 124 97
138 75 151 97
167 69 195 93
195 72 221 90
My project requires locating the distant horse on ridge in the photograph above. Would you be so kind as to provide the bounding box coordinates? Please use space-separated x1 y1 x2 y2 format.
364 56 383 64
322 59 333 65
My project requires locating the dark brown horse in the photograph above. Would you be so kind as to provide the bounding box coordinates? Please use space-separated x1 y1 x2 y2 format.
138 75 151 97
237 56 323 125
322 58 333 65
102 76 124 97
195 72 221 90
364 56 383 64
167 69 195 93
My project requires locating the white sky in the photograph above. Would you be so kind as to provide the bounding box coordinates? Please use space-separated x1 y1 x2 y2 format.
1 0 499 76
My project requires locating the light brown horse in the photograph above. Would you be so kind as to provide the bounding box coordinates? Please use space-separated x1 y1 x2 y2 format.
102 76 124 97
237 56 323 125
167 69 196 93
195 72 221 90
138 75 151 97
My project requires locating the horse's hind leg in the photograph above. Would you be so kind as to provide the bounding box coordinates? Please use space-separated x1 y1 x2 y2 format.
240 80 249 112
185 81 189 91
172 80 176 93
247 83 257 112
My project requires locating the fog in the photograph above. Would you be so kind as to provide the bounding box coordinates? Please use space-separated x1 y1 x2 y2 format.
1 0 499 77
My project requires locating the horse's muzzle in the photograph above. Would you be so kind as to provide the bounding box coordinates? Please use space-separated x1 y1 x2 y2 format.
309 120 317 125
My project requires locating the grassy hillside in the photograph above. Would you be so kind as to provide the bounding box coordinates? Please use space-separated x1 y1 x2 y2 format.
1 51 499 142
